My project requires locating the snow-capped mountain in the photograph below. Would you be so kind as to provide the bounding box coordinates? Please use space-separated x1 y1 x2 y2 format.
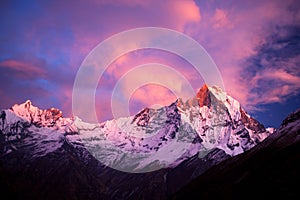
73 84 273 172
0 84 275 199
2 84 272 172
0 100 77 157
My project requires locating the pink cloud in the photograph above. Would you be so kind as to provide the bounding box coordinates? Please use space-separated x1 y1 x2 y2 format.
129 84 177 114
92 0 149 7
69 0 201 48
247 68 300 104
251 69 300 87
212 8 233 29
105 49 202 88
224 66 300 111
169 0 201 31
252 85 295 105
0 59 46 78
224 67 300 110
91 48 205 120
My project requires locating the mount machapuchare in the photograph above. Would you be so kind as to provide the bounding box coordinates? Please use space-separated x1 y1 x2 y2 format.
0 84 282 200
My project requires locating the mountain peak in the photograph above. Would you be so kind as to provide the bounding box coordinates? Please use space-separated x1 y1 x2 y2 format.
10 100 65 128
24 99 32 108
196 84 211 107
11 100 39 122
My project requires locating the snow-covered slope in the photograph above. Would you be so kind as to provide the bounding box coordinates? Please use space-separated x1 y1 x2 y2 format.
0 85 273 173
73 84 273 172
74 101 202 172
0 100 77 157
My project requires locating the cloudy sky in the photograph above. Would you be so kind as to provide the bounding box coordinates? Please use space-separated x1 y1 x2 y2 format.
0 0 299 128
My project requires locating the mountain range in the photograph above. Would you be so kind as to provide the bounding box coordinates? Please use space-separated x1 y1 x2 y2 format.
0 84 298 200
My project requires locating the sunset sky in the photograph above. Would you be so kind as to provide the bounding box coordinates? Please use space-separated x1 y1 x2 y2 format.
0 0 299 128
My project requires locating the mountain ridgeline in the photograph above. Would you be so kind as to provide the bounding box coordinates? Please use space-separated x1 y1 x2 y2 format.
1 84 297 200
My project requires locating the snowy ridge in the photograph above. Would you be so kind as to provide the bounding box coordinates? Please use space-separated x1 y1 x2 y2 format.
75 101 202 172
0 108 66 157
0 84 274 172
0 100 76 156
11 100 77 133
73 84 273 171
